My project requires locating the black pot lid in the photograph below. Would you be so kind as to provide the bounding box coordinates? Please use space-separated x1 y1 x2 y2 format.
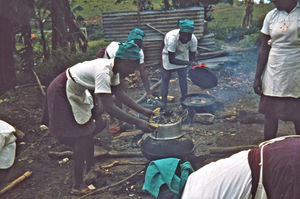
188 66 217 89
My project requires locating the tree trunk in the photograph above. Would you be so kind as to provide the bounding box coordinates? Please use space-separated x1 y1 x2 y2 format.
0 17 16 95
163 0 170 9
64 0 87 52
51 0 68 51
242 0 254 28
20 22 34 70
37 9 49 60
51 0 87 52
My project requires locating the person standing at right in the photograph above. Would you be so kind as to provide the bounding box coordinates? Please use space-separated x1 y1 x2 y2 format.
253 0 300 141
161 19 198 109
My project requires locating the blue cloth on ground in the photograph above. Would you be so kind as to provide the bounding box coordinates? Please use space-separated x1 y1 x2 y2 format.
142 158 194 198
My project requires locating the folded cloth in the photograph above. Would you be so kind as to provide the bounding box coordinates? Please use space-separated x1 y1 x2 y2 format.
142 158 194 198
0 120 16 169
66 78 94 124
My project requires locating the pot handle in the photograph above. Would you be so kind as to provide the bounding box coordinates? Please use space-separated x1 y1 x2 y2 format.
192 63 207 69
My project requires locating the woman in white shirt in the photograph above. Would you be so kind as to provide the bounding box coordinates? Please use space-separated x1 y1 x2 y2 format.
253 0 300 140
161 19 198 108
42 40 156 195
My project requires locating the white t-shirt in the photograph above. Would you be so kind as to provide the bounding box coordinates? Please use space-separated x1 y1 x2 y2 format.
69 58 120 94
261 6 300 97
104 41 145 64
181 150 252 199
162 29 198 70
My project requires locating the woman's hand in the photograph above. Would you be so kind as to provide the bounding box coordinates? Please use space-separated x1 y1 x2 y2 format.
142 108 154 118
136 120 157 132
253 78 262 95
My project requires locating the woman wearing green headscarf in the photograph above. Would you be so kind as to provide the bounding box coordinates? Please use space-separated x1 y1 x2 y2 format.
161 19 198 108
97 28 152 98
97 28 153 133
42 40 156 195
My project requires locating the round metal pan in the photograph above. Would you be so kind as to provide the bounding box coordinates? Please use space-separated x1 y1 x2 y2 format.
181 93 216 113
188 66 218 89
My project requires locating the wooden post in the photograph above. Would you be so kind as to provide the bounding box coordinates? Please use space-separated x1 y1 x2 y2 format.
32 69 45 96
137 0 142 27
0 171 32 196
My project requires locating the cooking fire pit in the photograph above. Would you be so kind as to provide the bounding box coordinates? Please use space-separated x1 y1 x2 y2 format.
141 134 194 161
181 93 217 122
141 110 194 161
181 93 216 113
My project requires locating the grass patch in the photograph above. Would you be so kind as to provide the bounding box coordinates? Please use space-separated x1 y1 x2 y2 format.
208 2 274 44
70 0 162 19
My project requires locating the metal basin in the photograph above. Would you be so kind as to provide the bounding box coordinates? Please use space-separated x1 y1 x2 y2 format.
150 120 184 140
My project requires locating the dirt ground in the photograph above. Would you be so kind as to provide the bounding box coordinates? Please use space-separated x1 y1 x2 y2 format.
0 50 297 199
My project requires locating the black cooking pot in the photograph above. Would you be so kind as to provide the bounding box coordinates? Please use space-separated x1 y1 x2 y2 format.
188 65 217 89
181 93 216 114
141 135 194 161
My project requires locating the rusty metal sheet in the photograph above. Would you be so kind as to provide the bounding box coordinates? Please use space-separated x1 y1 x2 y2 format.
102 7 205 65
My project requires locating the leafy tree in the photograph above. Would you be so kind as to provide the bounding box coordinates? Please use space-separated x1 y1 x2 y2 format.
51 0 88 53
35 0 51 60
242 0 254 28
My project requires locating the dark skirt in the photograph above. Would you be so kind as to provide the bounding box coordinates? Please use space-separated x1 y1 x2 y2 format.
41 72 96 138
248 137 300 199
259 95 300 121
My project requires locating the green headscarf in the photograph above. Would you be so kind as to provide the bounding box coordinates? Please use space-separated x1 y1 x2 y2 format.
128 28 145 41
115 40 140 60
179 19 194 33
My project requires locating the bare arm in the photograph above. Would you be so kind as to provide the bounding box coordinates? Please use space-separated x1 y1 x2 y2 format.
111 85 153 117
97 93 140 124
253 33 271 95
168 51 196 66
189 51 196 62
96 92 155 131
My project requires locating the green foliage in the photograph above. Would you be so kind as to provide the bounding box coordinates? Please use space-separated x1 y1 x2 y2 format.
70 0 136 19
239 32 260 47
85 23 103 41
69 0 161 18
218 0 234 5
208 2 273 44
86 39 109 57
35 39 109 84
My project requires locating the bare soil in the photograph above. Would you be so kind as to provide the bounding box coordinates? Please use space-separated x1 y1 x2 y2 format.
0 50 296 199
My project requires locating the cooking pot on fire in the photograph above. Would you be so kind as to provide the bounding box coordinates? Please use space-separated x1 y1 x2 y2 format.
181 93 216 114
141 134 194 161
150 120 184 140
141 111 193 161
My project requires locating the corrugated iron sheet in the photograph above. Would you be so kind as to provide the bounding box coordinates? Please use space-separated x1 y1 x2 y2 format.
102 7 205 65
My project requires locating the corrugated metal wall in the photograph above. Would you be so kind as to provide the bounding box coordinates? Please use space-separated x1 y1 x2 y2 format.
102 7 205 65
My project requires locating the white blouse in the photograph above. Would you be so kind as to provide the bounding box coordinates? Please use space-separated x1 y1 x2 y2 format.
162 29 198 70
181 150 252 199
261 6 300 97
